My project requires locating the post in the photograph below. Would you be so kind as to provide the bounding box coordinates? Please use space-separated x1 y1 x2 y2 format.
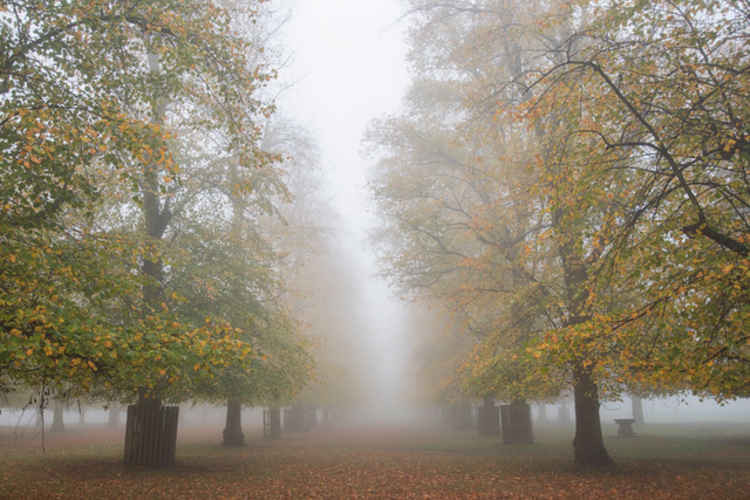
500 401 533 444
124 394 179 467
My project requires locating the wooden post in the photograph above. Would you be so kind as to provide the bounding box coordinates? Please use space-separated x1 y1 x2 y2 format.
124 401 179 467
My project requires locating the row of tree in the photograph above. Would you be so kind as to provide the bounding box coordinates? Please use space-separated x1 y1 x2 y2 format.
368 0 748 466
1 0 319 465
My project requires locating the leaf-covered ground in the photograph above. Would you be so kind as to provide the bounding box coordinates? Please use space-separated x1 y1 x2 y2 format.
2 422 749 499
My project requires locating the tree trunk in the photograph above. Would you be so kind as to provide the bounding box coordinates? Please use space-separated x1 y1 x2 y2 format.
35 406 43 428
269 406 281 439
572 367 612 466
537 403 547 424
478 396 500 436
500 400 533 444
631 395 644 424
123 391 178 467
447 401 472 429
51 400 65 432
123 37 176 468
222 398 244 446
108 405 121 428
77 401 85 425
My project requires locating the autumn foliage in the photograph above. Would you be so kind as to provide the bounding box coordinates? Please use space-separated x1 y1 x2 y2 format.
368 0 748 466
1 0 312 458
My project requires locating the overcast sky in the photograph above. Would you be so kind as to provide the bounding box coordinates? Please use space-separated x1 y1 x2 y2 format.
273 0 413 406
276 0 408 231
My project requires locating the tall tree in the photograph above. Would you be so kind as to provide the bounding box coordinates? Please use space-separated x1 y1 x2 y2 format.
1 0 301 466
372 0 748 467
518 0 749 400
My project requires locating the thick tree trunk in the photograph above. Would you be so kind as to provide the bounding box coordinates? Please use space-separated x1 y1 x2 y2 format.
50 400 64 432
500 400 533 444
572 367 612 466
478 396 500 436
222 398 244 446
123 391 178 467
631 395 644 424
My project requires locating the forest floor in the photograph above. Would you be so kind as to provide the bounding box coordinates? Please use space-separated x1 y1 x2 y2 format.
1 420 749 499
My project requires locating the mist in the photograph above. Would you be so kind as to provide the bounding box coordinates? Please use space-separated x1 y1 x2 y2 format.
2 0 749 497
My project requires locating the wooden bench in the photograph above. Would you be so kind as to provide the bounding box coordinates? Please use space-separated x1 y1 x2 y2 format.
614 418 636 437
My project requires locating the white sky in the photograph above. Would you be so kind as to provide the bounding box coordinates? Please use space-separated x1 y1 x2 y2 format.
274 0 413 405
276 0 408 230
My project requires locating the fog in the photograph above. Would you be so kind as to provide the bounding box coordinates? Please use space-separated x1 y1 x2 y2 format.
257 0 750 430
0 0 750 472
272 0 414 419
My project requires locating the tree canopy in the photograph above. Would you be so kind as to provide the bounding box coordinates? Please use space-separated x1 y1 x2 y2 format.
368 0 748 465
1 0 311 409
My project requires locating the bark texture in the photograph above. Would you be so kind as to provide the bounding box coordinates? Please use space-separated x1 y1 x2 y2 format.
572 367 612 466
123 393 178 467
222 398 245 446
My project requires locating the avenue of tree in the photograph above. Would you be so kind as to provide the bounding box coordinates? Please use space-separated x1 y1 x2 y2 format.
1 0 747 472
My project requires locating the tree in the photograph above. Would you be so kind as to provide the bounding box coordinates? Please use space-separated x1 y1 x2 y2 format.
1 0 300 466
372 0 749 467
518 0 749 400
367 0 617 466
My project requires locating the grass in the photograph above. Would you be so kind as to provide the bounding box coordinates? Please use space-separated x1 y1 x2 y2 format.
1 421 749 498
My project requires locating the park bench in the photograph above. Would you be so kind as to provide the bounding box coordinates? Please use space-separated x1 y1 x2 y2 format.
614 418 636 438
